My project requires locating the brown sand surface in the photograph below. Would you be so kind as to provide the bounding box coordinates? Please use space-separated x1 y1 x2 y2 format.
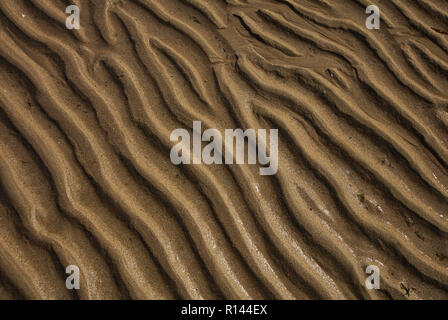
0 0 447 300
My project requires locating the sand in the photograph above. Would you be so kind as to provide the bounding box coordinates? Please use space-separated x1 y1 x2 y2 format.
0 0 446 300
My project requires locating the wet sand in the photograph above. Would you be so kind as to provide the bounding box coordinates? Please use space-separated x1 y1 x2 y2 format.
0 0 447 299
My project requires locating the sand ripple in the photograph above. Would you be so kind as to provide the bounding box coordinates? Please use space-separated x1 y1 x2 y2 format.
0 0 446 299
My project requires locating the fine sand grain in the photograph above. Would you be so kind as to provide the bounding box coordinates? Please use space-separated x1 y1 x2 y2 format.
0 0 447 299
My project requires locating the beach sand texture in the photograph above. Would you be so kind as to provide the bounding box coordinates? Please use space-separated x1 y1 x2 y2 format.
0 0 447 299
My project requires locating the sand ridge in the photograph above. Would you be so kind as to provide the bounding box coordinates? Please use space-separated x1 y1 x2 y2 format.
0 0 446 299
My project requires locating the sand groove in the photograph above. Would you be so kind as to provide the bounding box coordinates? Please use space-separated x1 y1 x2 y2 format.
0 0 446 299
